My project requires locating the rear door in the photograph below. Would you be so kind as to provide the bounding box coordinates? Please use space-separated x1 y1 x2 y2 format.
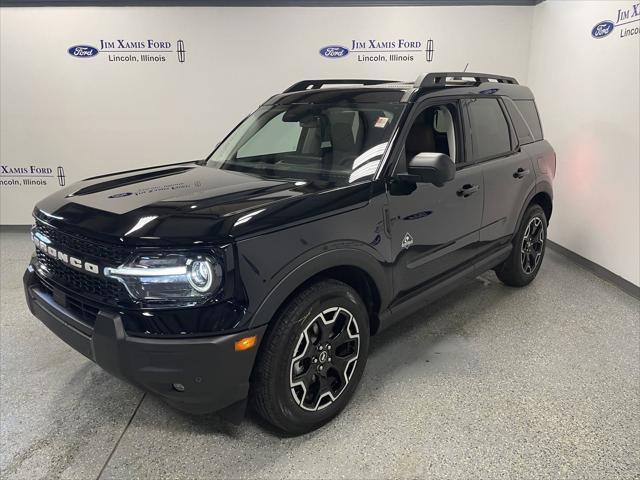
463 97 535 252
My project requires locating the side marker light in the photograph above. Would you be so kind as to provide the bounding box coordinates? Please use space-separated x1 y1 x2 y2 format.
235 336 257 351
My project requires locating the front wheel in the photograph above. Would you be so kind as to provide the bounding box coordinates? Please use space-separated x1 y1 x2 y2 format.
496 204 547 287
250 279 370 435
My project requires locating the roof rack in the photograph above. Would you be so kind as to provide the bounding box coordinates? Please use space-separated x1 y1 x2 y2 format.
415 72 518 89
283 79 398 93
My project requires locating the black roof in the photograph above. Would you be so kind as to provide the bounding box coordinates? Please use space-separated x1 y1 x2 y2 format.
265 72 535 105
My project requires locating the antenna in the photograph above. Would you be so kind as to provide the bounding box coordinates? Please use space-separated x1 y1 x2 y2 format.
463 63 469 72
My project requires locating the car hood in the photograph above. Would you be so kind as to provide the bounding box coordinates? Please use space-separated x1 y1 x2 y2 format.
34 163 370 246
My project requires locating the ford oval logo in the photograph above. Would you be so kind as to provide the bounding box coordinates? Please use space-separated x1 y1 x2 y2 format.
319 45 349 59
591 20 615 39
68 45 99 58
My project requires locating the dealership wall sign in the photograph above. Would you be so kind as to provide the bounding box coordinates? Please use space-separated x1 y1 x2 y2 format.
0 6 535 224
68 39 186 63
0 165 66 188
591 2 639 40
319 38 435 63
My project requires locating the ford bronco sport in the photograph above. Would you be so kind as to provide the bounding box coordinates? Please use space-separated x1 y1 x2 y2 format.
24 72 555 434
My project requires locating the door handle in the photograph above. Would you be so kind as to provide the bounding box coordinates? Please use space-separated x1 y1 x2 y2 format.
513 167 531 179
457 184 480 198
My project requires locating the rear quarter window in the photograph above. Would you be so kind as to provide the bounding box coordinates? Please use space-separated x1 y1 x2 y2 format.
514 99 543 142
503 97 535 145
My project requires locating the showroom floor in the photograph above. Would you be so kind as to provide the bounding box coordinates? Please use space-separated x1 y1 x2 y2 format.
1 228 638 480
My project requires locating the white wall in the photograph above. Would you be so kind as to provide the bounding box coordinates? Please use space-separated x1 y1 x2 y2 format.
1 3 638 286
528 0 640 286
0 5 533 224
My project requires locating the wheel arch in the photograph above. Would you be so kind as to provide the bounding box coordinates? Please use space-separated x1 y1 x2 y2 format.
513 182 553 240
248 249 390 336
298 265 383 335
530 191 553 223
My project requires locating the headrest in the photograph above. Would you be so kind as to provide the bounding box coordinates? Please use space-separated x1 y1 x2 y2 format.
434 107 452 132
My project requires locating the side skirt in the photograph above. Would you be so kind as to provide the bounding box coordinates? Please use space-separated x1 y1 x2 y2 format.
377 243 512 333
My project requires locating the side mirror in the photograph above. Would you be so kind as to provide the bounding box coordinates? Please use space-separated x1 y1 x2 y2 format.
406 152 455 186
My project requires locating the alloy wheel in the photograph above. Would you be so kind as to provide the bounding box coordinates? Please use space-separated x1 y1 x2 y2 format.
289 307 360 411
521 216 544 274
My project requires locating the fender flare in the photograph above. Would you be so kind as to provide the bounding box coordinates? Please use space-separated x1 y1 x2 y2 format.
247 247 391 329
513 181 554 240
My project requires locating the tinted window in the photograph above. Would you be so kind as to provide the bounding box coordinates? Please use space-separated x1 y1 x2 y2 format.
503 97 535 145
514 100 543 141
467 98 511 160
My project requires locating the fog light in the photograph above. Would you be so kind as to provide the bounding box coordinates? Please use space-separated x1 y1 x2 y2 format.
172 383 185 392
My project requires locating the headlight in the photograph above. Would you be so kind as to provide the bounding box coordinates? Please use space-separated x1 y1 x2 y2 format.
188 258 215 292
105 252 223 304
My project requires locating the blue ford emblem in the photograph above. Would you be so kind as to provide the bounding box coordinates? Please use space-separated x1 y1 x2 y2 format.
591 21 615 38
68 45 99 58
319 45 349 59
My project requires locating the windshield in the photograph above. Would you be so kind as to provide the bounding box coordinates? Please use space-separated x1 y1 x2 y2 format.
206 103 405 185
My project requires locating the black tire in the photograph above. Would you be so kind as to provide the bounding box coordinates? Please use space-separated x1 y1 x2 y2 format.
250 279 370 435
496 204 548 287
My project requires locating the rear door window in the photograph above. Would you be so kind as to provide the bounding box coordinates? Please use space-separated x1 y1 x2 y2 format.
466 98 512 161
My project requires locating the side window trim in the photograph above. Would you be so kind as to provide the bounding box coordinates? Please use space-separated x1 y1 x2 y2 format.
460 98 475 170
498 97 520 153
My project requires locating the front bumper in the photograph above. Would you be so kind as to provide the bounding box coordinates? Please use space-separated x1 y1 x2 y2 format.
23 265 266 415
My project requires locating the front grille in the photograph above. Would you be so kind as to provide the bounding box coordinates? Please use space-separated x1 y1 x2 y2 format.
32 220 132 304
36 250 128 301
36 251 129 304
34 221 130 265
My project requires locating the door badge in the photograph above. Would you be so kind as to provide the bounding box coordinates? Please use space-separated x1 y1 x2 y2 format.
401 232 414 250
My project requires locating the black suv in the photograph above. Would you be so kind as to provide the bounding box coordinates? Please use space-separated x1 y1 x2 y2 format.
24 72 555 434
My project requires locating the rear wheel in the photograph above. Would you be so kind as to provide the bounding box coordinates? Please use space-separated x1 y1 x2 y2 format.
250 279 369 435
496 204 547 287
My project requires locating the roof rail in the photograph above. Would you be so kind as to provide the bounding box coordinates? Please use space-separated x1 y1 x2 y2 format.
415 72 518 89
283 79 398 93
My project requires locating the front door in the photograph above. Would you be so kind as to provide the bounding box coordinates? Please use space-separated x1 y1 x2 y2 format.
387 100 484 298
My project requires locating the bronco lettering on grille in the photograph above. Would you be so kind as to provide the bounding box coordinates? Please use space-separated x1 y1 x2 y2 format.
33 235 100 275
